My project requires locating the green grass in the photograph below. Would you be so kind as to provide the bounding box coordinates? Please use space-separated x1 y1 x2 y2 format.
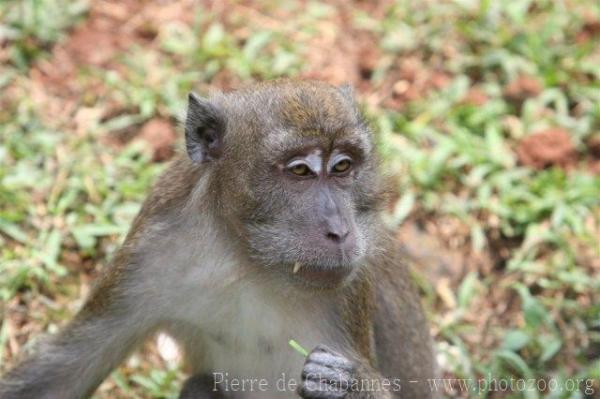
1 0 599 398
0 0 88 69
368 1 600 396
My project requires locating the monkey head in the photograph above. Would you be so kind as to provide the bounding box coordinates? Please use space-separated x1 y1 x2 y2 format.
185 80 385 289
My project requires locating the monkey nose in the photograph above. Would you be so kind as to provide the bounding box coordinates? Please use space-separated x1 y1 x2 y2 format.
324 221 350 244
326 230 350 243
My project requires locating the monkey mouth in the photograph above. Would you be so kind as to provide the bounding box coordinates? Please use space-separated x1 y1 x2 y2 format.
290 262 353 286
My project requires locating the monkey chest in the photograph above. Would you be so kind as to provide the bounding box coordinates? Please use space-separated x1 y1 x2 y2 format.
195 285 337 397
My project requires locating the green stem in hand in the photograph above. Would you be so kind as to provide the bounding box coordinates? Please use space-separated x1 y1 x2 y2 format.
288 339 309 357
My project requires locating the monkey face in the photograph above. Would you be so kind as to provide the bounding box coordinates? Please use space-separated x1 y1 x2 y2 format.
188 81 385 289
244 143 381 289
234 103 383 289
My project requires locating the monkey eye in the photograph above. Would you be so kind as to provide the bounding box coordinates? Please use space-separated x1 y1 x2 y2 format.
287 160 314 177
331 157 352 175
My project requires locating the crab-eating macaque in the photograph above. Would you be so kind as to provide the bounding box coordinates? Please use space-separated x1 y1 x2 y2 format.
0 80 437 399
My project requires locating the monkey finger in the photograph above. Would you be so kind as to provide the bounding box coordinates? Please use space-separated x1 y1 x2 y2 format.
302 363 352 385
306 351 354 372
312 344 340 355
298 379 347 399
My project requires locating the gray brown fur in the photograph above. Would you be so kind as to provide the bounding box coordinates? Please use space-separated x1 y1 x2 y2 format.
0 80 437 399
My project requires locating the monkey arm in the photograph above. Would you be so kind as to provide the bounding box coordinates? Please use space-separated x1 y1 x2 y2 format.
0 250 157 399
369 243 439 398
296 271 393 399
0 163 220 399
0 159 211 399
297 240 438 399
349 362 395 399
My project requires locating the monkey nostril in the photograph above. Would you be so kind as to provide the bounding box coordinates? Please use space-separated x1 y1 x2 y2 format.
326 230 349 243
326 232 340 242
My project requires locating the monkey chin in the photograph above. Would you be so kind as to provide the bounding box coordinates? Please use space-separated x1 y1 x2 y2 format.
289 263 357 290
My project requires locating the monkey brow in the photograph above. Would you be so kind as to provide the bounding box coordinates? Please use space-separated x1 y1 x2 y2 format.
264 135 366 165
263 121 370 157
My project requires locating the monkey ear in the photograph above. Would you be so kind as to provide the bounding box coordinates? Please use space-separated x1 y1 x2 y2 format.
185 92 226 163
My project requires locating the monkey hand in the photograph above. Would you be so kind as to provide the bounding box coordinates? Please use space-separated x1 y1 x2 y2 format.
298 344 355 398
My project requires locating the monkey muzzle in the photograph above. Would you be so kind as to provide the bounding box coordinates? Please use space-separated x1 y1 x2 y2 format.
290 261 355 287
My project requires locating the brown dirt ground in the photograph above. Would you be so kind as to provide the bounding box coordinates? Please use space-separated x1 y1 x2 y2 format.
516 128 578 170
503 75 543 108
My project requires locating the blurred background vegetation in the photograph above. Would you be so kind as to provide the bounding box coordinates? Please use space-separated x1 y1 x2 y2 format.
0 0 599 398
